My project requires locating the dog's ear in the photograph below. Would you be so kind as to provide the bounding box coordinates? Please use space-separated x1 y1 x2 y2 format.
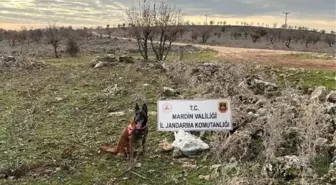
135 103 140 112
142 103 148 114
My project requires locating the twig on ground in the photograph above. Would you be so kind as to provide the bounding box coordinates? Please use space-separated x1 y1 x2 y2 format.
130 170 149 180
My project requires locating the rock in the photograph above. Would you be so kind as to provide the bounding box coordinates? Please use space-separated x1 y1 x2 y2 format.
94 61 106 68
119 55 134 63
263 155 304 179
91 54 118 68
172 148 183 158
182 162 197 169
229 177 250 185
257 108 267 116
212 131 253 161
290 97 301 107
229 177 275 185
101 54 117 63
327 91 336 103
255 99 267 108
198 175 210 180
162 87 179 97
143 83 149 87
4 56 15 62
55 97 64 102
322 114 336 134
0 54 44 71
108 111 125 117
135 163 142 168
322 162 336 184
326 104 336 116
276 127 300 157
316 137 328 147
210 164 222 173
159 140 174 152
102 84 123 96
310 86 327 102
244 75 278 95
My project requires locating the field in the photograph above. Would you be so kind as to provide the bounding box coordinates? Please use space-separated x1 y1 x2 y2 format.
0 27 336 185
108 25 336 54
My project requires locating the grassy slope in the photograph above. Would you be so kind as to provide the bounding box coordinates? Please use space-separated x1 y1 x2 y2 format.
0 50 334 184
0 56 213 185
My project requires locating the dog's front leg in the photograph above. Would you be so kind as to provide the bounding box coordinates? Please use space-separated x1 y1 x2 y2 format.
140 137 146 156
128 135 135 165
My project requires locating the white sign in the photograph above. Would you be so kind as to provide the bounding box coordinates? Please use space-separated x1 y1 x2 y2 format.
157 99 233 131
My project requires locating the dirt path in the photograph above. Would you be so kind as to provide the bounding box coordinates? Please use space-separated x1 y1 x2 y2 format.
93 32 336 71
173 40 335 71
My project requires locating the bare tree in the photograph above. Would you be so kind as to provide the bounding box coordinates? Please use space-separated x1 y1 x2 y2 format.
4 30 18 47
18 27 28 45
126 0 184 60
126 0 156 60
191 30 199 42
106 24 112 39
250 28 267 43
149 1 184 60
231 32 242 40
66 37 80 57
30 29 43 43
200 26 212 43
45 23 61 58
273 22 278 28
305 33 321 48
0 29 5 42
324 34 335 47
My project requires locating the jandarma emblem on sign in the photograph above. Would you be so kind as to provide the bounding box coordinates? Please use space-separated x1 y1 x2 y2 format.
218 101 228 113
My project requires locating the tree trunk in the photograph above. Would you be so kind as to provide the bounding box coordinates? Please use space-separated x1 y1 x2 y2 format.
163 41 172 60
150 39 159 60
143 38 148 60
53 45 58 58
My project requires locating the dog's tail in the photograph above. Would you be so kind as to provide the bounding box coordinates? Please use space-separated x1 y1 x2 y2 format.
99 145 117 153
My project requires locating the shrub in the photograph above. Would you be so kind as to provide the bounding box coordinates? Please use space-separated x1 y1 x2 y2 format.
66 38 80 57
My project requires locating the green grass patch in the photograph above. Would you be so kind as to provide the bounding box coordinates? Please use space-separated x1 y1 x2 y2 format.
45 55 95 66
288 53 336 61
274 68 336 90
166 48 219 62
312 150 332 177
130 48 219 62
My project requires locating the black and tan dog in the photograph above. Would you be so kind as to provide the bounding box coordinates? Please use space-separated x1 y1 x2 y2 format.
100 103 149 161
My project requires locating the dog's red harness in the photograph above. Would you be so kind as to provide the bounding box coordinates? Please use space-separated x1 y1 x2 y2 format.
127 124 135 135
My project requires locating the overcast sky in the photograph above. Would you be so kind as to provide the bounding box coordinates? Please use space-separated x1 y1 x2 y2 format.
0 0 335 31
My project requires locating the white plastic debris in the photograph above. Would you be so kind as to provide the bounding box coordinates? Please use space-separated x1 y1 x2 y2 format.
172 129 209 156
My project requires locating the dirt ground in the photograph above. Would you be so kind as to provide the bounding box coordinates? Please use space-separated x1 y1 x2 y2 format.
109 34 336 71
198 45 336 71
